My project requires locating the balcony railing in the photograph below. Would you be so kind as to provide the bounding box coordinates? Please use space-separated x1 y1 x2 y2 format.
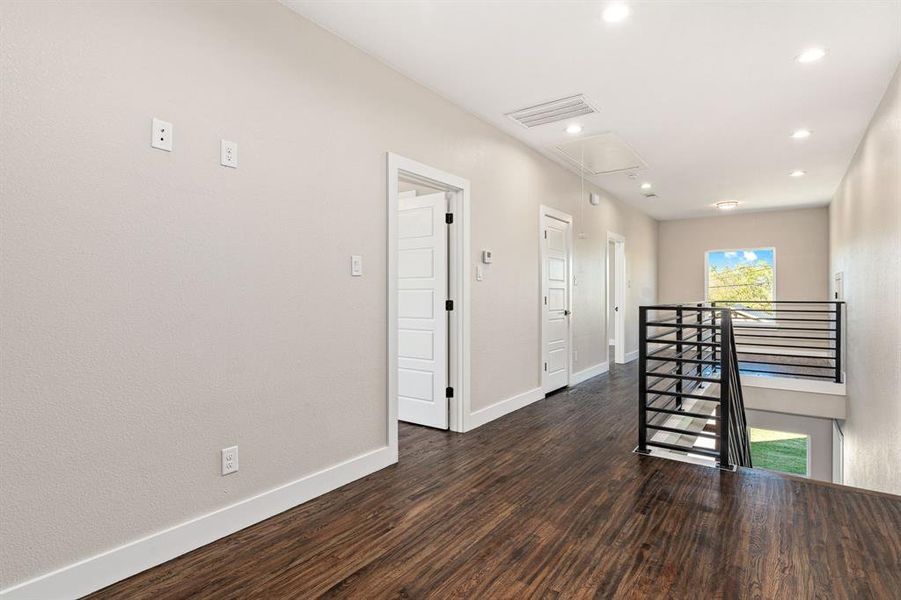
710 300 843 383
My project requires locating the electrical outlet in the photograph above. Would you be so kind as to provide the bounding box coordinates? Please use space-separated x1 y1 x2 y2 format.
220 139 238 168
151 118 173 152
221 446 238 475
351 255 363 276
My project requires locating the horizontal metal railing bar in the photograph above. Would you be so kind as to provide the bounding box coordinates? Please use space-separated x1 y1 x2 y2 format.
646 378 704 403
645 371 721 383
646 440 720 458
734 341 836 350
725 309 837 313
646 406 720 420
647 356 720 366
733 325 835 332
735 350 835 360
646 321 721 330
646 305 730 312
643 315 717 325
737 368 836 380
711 300 844 304
647 329 712 343
647 424 719 439
734 333 836 341
647 339 716 357
648 339 719 348
736 358 836 369
647 389 719 403
728 317 836 323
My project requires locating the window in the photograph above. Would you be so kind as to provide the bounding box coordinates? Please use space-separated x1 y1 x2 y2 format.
706 248 775 303
749 428 809 476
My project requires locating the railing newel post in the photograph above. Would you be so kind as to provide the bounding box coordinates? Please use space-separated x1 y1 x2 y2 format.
638 306 649 454
718 308 732 470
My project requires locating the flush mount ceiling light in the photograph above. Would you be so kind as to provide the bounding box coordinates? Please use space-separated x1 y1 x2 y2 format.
640 182 652 190
791 129 812 139
715 200 739 211
602 3 630 23
565 123 583 134
797 47 827 64
790 170 807 177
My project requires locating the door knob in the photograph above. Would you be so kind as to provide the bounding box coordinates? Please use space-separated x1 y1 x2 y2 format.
615 306 619 312
564 309 571 316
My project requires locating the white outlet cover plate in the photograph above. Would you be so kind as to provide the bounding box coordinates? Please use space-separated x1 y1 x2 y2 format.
151 118 173 152
220 139 238 168
221 446 239 475
351 255 363 276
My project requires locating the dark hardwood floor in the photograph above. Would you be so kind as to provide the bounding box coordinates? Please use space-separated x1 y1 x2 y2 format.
89 362 901 599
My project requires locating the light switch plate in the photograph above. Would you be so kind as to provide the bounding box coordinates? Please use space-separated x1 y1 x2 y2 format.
151 118 173 152
351 255 363 276
220 139 238 168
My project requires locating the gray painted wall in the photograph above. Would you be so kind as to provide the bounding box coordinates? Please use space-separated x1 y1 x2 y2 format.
829 63 901 496
0 1 657 588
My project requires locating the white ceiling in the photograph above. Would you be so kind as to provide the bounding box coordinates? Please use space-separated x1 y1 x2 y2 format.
284 1 901 220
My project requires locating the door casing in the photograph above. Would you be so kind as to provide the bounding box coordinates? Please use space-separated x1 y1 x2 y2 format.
387 153 471 451
607 232 626 364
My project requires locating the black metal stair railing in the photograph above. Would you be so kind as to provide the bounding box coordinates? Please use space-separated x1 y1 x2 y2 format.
710 300 844 383
637 304 752 470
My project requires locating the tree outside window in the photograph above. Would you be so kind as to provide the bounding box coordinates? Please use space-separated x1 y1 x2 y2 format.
706 248 775 306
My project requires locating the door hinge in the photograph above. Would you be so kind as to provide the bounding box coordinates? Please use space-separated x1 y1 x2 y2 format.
446 386 454 398
544 230 547 239
446 299 454 311
544 295 548 305
544 362 548 372
445 213 454 224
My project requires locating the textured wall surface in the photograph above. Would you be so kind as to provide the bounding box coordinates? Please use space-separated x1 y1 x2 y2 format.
0 1 657 587
657 207 830 303
829 63 901 496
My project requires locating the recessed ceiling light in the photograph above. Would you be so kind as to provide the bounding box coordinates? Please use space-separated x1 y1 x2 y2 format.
565 123 583 134
640 182 652 190
791 129 812 139
715 200 739 211
797 47 827 64
602 3 630 23
790 170 806 177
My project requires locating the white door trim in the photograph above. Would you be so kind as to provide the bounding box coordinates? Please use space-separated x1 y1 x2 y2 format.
607 232 626 364
387 153 471 441
540 205 573 394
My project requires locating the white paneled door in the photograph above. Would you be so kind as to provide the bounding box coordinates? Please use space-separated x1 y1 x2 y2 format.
541 209 572 394
397 192 449 429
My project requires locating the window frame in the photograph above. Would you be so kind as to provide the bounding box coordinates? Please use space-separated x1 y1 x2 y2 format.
704 246 777 302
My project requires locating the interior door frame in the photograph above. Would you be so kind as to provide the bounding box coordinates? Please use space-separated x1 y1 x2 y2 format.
607 231 626 365
539 205 574 394
387 153 471 451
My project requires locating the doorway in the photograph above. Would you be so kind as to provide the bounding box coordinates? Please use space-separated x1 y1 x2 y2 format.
607 232 626 365
540 206 573 394
388 154 470 442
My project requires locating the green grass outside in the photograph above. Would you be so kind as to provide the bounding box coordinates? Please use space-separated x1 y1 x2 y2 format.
749 428 808 476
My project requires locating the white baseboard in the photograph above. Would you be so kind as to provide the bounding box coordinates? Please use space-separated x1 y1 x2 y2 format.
465 387 544 431
570 361 609 385
625 349 639 363
0 446 396 600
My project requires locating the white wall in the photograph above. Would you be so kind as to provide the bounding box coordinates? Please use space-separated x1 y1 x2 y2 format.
657 208 829 303
0 1 657 590
829 63 901 496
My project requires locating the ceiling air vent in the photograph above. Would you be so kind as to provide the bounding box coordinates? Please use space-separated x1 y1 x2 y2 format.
506 94 598 128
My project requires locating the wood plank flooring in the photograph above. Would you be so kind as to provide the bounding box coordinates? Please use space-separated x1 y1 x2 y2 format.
88 362 901 599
